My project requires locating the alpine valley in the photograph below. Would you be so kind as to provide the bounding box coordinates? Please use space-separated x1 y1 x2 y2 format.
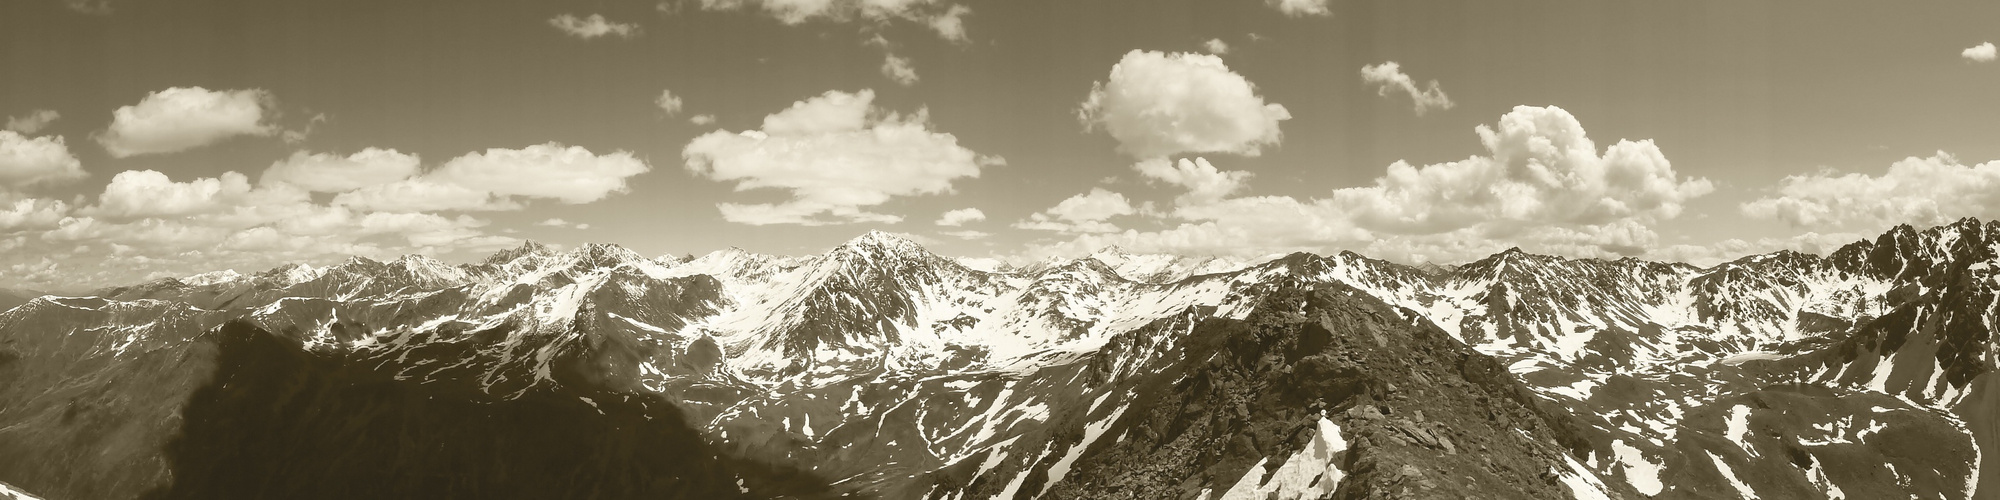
1 219 1996 500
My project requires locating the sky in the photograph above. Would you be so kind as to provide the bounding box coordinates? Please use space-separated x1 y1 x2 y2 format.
1 0 1998 290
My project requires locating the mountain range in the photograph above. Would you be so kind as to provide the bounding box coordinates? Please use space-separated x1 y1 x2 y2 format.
0 219 1995 499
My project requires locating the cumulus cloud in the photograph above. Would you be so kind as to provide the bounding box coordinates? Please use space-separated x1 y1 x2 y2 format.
97 87 276 157
683 89 1002 225
259 148 421 193
86 170 303 219
1079 50 1291 159
0 198 71 233
549 14 641 39
882 53 920 86
1134 157 1251 207
656 90 685 115
1265 0 1329 17
0 131 88 191
1333 105 1713 236
1964 42 1996 62
935 207 985 226
64 0 112 15
5 110 60 134
432 143 650 204
537 218 591 229
690 114 717 125
3 166 518 289
1026 106 1713 264
1360 62 1454 116
1015 188 1137 234
695 0 972 42
330 178 519 213
1741 152 2000 232
1202 39 1229 55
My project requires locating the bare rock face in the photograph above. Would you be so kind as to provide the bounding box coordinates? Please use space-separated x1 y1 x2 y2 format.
0 221 1995 500
950 284 1609 500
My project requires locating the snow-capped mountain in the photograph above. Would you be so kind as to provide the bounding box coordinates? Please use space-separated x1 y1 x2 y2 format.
0 222 1995 499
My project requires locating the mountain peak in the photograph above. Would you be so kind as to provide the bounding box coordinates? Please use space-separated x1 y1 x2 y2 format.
483 240 556 265
839 230 927 253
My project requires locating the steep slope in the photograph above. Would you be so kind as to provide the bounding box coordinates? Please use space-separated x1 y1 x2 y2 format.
2 220 1997 499
924 283 1616 499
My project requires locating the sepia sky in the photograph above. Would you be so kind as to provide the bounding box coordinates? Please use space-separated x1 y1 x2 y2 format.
2 0 1998 290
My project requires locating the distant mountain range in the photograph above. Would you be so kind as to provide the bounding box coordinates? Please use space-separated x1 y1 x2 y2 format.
0 219 1994 499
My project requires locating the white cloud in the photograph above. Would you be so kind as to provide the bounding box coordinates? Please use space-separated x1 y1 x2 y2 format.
64 0 111 15
5 110 60 134
536 218 591 229
1079 50 1291 159
1360 62 1455 116
431 143 650 204
882 53 920 86
941 229 988 240
1265 0 1329 17
330 178 519 213
935 207 985 226
690 114 717 125
259 148 421 193
1741 152 2000 232
549 14 641 39
696 0 972 42
1333 105 1712 235
1202 38 1229 55
684 89 1002 225
97 87 276 157
656 89 685 115
0 131 87 191
1027 106 1712 263
0 198 71 233
1964 42 1996 62
1015 188 1136 234
87 170 296 219
1134 157 1251 207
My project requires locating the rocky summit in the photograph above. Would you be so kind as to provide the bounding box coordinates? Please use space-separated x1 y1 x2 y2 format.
0 221 1996 499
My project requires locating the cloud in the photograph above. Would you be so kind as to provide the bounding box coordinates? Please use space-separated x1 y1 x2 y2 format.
86 170 301 219
97 87 276 157
549 14 641 39
935 207 985 226
941 229 988 240
259 148 421 193
6 166 514 289
1360 62 1454 116
5 110 60 134
656 90 685 115
1133 157 1251 207
431 143 650 204
1265 0 1329 17
882 53 920 86
330 178 519 213
695 0 972 42
690 114 717 125
684 89 1002 225
0 140 649 288
1332 105 1712 235
1741 152 2000 232
1015 188 1136 234
1078 50 1291 159
1202 39 1229 55
1964 42 1997 63
1026 106 1712 263
537 218 592 230
0 198 71 233
0 131 88 191
64 0 111 15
